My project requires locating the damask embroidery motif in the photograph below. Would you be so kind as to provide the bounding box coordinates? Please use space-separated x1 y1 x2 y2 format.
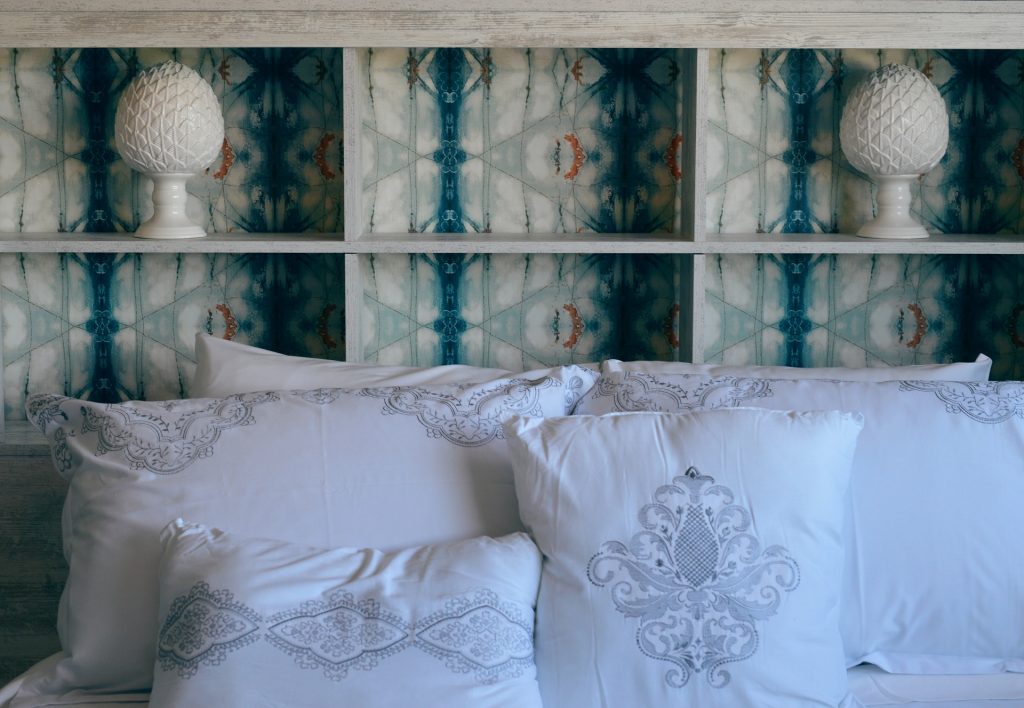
587 466 799 689
26 393 70 430
158 582 262 679
414 589 534 685
267 592 410 681
898 381 1024 424
79 392 279 474
590 373 774 413
358 378 560 447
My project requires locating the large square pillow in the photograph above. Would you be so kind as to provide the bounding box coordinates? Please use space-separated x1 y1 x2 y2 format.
191 334 516 396
151 521 543 708
21 365 593 696
602 354 992 381
576 372 1024 675
506 408 864 707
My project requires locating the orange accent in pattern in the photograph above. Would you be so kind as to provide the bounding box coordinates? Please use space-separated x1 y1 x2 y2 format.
665 303 681 349
563 133 586 181
905 303 928 349
1013 139 1024 181
571 57 585 84
920 57 934 80
318 304 339 350
758 53 771 87
1010 304 1024 349
562 303 584 349
210 138 234 180
218 57 232 85
315 133 338 180
406 53 420 88
215 304 238 341
480 55 494 88
666 133 684 182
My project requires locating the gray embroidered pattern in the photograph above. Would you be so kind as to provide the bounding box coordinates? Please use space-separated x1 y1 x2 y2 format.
292 388 343 405
358 378 559 447
158 582 262 678
590 373 773 413
588 467 799 689
267 592 410 681
26 393 70 431
79 391 279 474
414 589 534 685
898 380 1024 424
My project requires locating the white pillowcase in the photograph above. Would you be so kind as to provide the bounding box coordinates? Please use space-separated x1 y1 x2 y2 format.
602 354 993 381
151 521 543 708
576 372 1024 675
506 409 864 708
191 334 515 396
21 367 592 696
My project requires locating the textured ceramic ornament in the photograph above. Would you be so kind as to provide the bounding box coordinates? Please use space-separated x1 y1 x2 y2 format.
115 61 224 239
840 64 949 239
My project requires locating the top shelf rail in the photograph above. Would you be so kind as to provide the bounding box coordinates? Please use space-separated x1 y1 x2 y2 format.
3 2 1024 49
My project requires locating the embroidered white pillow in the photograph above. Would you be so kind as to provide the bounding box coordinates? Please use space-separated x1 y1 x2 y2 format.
506 409 864 708
576 372 1024 675
22 366 593 696
602 354 992 381
191 334 515 396
151 521 542 708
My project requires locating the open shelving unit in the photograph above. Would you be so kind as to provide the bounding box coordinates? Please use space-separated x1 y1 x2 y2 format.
0 1 1019 379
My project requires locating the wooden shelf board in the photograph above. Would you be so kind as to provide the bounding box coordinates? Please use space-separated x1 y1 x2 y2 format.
0 422 49 457
0 232 1021 255
2 3 1024 48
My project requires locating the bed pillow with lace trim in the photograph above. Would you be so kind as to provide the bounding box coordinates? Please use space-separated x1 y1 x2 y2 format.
18 365 593 699
507 408 864 708
150 521 542 708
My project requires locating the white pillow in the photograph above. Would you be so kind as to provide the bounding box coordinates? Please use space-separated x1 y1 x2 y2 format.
151 521 543 708
21 367 592 696
192 334 515 396
506 409 864 707
576 373 1024 675
602 354 993 381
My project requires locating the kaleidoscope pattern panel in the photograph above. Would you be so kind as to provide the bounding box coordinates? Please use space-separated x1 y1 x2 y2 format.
707 49 1024 235
704 253 967 368
362 252 659 369
361 48 687 235
0 48 345 419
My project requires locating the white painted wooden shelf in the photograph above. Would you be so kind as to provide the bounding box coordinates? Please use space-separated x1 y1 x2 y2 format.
1 232 1022 255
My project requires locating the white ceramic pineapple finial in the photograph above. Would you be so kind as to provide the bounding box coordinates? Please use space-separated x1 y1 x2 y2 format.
115 61 224 239
840 63 949 240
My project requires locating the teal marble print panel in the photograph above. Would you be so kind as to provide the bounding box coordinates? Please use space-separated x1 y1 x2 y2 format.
359 48 689 367
0 48 345 418
969 256 1024 380
704 254 966 368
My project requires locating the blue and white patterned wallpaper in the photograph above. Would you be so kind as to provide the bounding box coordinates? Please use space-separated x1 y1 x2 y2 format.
0 48 345 419
705 49 1024 377
3 46 1024 418
359 48 687 368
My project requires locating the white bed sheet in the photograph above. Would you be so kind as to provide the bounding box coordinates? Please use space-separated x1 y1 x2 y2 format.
5 655 1024 707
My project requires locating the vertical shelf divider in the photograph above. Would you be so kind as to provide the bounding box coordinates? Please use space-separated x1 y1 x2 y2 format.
342 47 365 363
681 48 709 363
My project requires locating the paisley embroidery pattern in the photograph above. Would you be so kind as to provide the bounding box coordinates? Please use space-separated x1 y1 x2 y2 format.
79 392 279 474
415 589 534 685
898 381 1024 424
590 373 773 413
358 378 559 447
587 466 799 689
26 393 70 430
158 582 262 678
267 592 410 681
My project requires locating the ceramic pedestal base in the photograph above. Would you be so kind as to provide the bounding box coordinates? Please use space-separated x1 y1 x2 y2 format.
857 175 929 240
134 173 206 240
